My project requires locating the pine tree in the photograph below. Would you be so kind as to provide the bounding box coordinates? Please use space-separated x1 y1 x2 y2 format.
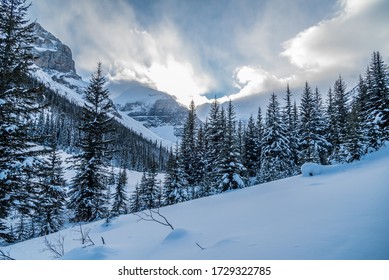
329 76 350 162
179 100 197 195
162 148 188 206
282 84 300 172
218 100 246 191
242 115 257 177
0 0 43 242
203 99 224 194
129 183 143 213
258 93 294 183
255 106 264 177
354 75 370 152
139 161 160 210
111 168 130 216
193 124 206 195
364 51 389 148
68 62 114 222
36 138 66 236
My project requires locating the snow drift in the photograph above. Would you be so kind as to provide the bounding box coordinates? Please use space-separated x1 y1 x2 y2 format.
2 145 389 260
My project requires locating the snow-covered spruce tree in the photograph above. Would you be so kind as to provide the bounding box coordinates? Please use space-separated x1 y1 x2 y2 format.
179 100 198 197
298 82 331 165
282 84 300 172
329 76 350 163
242 115 258 178
162 148 188 206
68 62 114 222
258 93 295 183
313 87 332 164
0 0 45 242
193 124 207 197
343 97 365 162
139 161 161 210
353 75 370 153
255 106 264 177
364 51 389 149
36 136 66 236
203 99 224 194
218 100 246 192
111 168 130 216
129 183 143 213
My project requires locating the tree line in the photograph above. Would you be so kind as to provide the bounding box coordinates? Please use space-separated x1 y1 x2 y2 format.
136 50 389 209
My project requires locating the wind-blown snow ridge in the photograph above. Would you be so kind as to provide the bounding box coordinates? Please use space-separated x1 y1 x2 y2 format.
2 144 389 260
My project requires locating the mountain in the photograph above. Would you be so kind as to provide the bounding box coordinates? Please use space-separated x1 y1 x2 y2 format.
30 23 173 148
2 142 388 260
111 81 189 142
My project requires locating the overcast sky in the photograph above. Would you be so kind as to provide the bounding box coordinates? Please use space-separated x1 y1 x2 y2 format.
29 0 389 106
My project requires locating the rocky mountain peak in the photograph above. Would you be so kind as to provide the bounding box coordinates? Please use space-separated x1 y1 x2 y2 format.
32 23 79 78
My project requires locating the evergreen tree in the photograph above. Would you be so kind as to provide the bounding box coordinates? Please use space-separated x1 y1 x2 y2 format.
68 62 114 222
139 161 160 210
255 106 264 177
258 93 294 183
0 0 43 242
329 76 350 162
203 99 224 194
218 100 246 191
354 75 370 152
162 148 188 206
282 84 300 172
193 124 206 194
179 100 197 196
242 115 257 178
36 138 66 236
364 51 389 148
111 168 130 216
129 183 143 213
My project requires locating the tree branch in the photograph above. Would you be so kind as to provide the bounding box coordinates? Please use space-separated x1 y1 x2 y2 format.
134 208 174 230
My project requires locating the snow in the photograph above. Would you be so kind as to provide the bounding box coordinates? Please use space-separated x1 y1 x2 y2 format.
2 145 389 260
31 66 174 148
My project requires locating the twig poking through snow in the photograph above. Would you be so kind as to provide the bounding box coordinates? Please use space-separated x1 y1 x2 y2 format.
134 208 174 230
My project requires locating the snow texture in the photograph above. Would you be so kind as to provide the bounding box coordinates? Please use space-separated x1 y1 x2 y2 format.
2 145 389 260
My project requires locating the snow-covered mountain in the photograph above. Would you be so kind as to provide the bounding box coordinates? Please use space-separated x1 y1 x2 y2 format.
110 81 189 143
31 23 173 147
2 143 388 260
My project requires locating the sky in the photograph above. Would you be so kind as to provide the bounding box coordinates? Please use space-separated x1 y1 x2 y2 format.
29 0 389 106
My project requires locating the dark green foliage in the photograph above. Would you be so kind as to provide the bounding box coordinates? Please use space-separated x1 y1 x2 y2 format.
111 168 129 216
0 0 44 242
68 63 114 222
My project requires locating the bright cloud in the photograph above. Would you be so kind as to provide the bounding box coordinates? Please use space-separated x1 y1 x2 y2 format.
29 0 214 106
29 0 389 112
281 0 389 75
224 66 290 102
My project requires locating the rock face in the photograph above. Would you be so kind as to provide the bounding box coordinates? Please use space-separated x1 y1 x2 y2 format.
113 81 190 138
32 23 78 76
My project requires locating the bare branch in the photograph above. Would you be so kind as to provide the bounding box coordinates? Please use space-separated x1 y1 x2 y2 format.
43 234 65 259
0 249 15 260
195 242 205 250
73 224 95 247
134 208 174 230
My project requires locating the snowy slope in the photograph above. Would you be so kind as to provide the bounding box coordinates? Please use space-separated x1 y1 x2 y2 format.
32 67 173 148
2 145 389 260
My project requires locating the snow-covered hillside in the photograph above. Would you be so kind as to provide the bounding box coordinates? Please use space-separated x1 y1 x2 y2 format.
32 67 173 148
2 144 388 260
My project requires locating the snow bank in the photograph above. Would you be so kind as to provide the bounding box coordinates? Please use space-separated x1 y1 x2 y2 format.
301 163 323 176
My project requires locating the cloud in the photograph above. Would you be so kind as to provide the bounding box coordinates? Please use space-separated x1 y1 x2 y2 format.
281 0 389 76
221 65 290 102
230 0 389 104
29 0 215 106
